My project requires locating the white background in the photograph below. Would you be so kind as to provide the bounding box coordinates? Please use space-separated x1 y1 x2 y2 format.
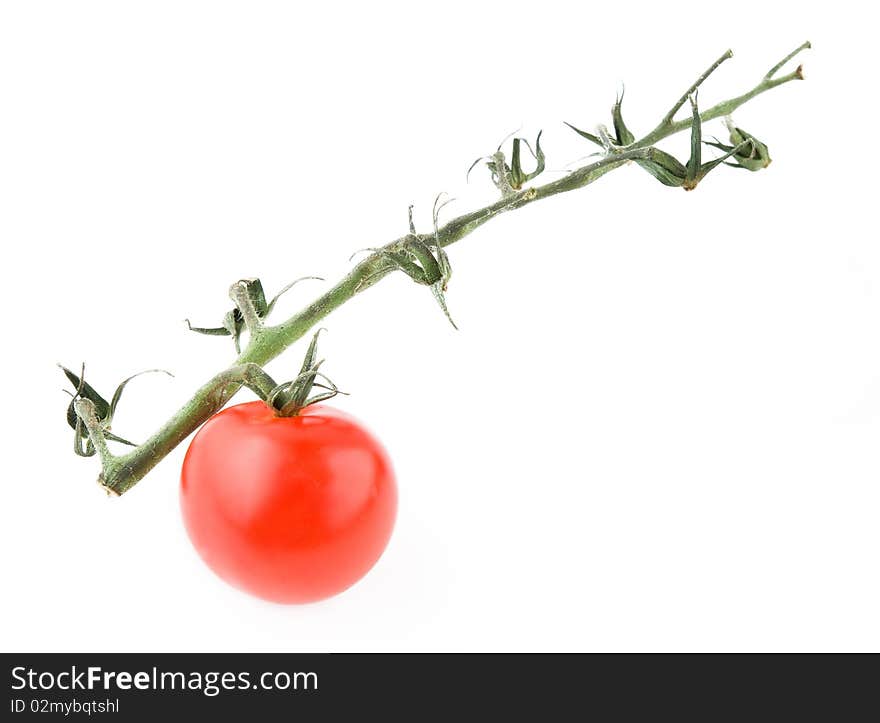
1 1 877 652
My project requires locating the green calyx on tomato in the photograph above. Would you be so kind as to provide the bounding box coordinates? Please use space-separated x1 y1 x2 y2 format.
236 328 346 418
263 328 346 417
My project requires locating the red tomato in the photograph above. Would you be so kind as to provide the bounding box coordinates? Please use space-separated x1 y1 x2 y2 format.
180 401 397 604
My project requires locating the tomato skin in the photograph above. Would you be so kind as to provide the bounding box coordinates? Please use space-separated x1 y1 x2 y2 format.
180 401 397 604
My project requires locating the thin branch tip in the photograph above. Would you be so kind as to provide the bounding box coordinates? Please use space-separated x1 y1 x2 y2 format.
765 40 812 79
659 49 734 128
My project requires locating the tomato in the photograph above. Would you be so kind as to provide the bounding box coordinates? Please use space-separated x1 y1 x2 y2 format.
180 401 397 604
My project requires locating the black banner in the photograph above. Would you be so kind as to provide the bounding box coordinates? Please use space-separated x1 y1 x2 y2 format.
3 653 877 719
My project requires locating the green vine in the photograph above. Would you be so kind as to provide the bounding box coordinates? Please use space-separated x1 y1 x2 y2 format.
65 42 811 496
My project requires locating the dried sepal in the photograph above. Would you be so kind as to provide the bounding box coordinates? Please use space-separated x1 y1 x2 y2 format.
61 364 110 430
611 88 636 146
565 88 637 153
564 121 602 148
469 131 545 194
357 199 458 328
704 118 771 171
683 93 756 189
684 92 704 188
241 277 269 317
567 66 763 191
109 369 174 419
508 132 545 189
636 148 689 187
183 320 232 337
266 276 324 316
635 93 754 190
61 365 171 456
429 195 457 329
187 277 321 353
